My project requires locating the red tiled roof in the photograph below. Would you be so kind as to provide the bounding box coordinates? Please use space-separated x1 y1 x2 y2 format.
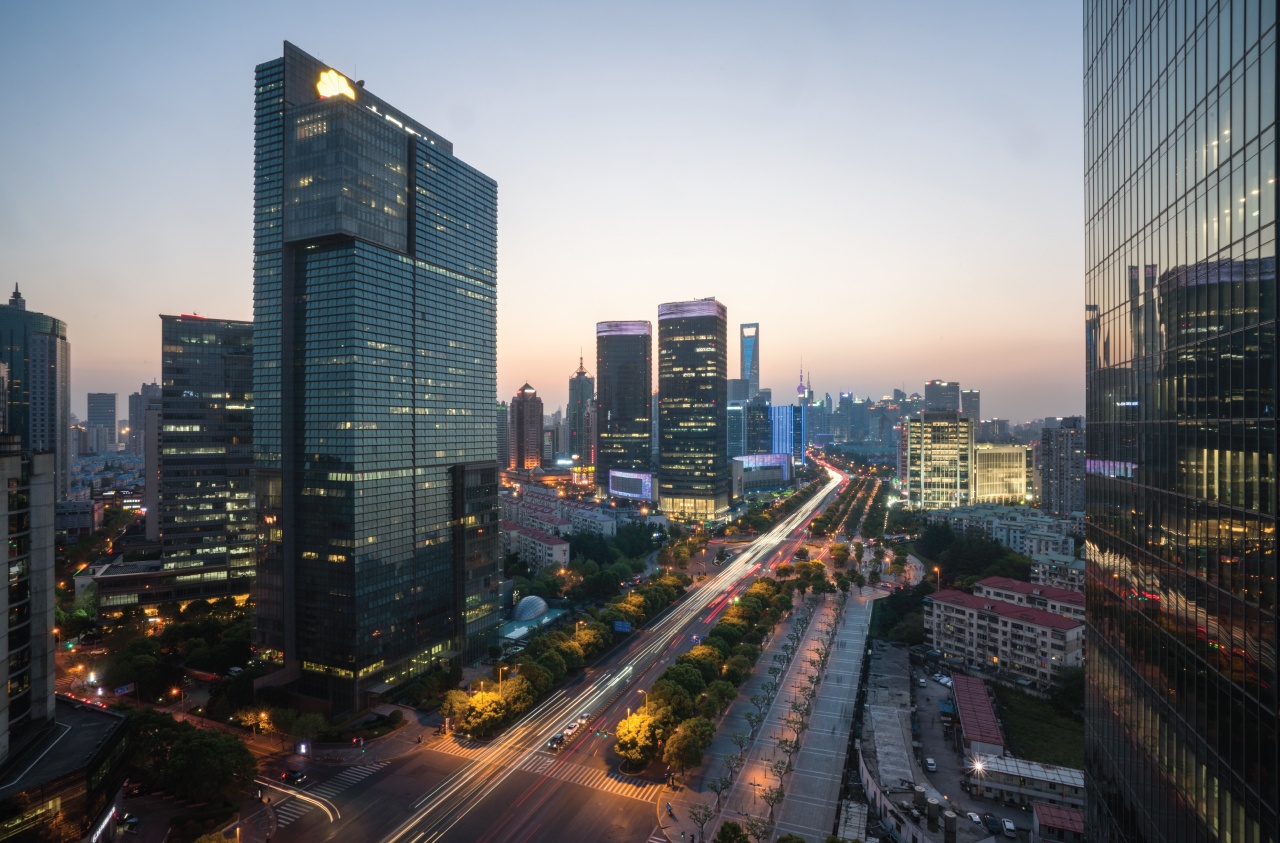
950 675 1004 751
976 576 1085 606
930 589 1083 631
1034 802 1085 833
501 520 569 546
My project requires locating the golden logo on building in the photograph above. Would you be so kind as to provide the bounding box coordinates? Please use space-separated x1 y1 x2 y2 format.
317 69 355 100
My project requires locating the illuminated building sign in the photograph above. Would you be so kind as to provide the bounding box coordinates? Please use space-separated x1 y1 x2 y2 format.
317 69 355 100
609 470 654 501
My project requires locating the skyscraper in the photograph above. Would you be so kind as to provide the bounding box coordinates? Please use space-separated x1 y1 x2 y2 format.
567 356 595 467
596 321 652 488
1040 416 1084 517
744 394 772 455
659 299 728 519
0 286 69 498
159 315 254 595
923 379 960 412
1084 4 1277 841
960 388 980 422
740 323 760 398
509 384 544 470
252 43 500 711
903 411 973 509
87 392 117 450
127 381 161 454
496 401 509 470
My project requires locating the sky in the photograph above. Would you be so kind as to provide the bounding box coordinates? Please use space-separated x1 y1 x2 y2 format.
0 1 1085 422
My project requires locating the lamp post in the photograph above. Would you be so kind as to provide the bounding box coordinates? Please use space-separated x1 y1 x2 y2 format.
934 565 941 590
498 665 508 694
638 689 649 714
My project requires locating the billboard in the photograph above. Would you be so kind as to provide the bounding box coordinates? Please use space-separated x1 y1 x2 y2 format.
609 470 655 501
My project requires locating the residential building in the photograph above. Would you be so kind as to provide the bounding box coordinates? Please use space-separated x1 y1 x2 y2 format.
923 504 1079 557
972 575 1085 623
1039 416 1084 517
1032 803 1086 843
923 379 960 412
1030 552 1085 593
969 755 1086 811
250 43 500 712
54 498 103 540
657 298 728 519
1083 5 1278 839
126 382 160 454
924 589 1084 686
972 443 1034 504
158 314 255 599
508 384 544 470
86 393 117 450
904 411 974 509
500 520 569 572
595 321 652 494
740 322 760 398
960 388 980 422
0 286 69 498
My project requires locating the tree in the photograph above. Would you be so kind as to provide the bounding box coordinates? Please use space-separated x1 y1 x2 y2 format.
731 730 752 757
745 814 775 842
761 785 785 819
462 691 507 736
745 711 764 734
500 675 536 717
689 801 717 840
1052 666 1085 714
663 717 714 776
613 710 660 768
777 835 808 843
441 690 471 725
830 543 850 567
162 729 257 801
768 757 789 783
714 821 750 843
707 774 733 807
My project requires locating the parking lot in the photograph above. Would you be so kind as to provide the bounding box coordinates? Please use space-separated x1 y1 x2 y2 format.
913 671 1029 841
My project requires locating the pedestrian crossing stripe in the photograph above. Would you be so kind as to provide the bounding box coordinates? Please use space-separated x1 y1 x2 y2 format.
648 831 668 843
508 754 660 802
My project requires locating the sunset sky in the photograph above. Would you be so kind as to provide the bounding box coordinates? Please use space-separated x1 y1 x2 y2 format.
1 1 1085 421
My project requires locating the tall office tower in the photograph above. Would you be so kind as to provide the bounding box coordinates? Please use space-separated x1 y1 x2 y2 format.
658 299 729 519
127 382 161 454
1040 416 1085 517
158 315 255 594
745 394 772 455
960 388 980 422
770 404 796 458
727 378 750 403
0 286 69 499
595 321 653 489
726 402 747 458
251 43 500 710
740 323 760 398
971 444 1033 504
0 435 55 763
923 379 961 412
509 385 544 470
496 401 509 469
903 411 973 509
87 392 117 449
567 357 595 465
1084 4 1278 841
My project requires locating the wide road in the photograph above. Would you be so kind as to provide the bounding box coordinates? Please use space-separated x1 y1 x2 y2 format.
391 466 845 843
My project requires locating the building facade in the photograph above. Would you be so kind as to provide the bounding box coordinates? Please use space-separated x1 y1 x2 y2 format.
961 388 981 422
251 42 500 712
1083 3 1278 841
924 379 961 412
126 382 161 455
86 393 117 450
595 321 652 493
0 286 69 499
904 411 974 509
972 443 1034 504
496 401 509 469
1040 416 1085 516
740 323 760 398
508 384 544 471
158 314 255 600
566 357 594 469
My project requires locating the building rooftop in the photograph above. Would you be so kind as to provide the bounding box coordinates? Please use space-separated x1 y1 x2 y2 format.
0 696 127 800
861 642 917 794
929 590 1083 631
1033 802 1086 833
500 520 569 546
1032 552 1084 569
978 754 1085 789
975 576 1085 606
950 675 1004 752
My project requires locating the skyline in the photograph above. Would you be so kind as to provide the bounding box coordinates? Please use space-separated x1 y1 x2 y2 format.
2 1 1085 421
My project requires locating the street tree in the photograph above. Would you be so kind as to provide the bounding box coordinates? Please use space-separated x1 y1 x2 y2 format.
688 801 716 841
731 730 752 757
746 812 775 842
714 821 750 843
768 757 789 783
745 711 764 734
761 786 786 819
749 693 771 716
707 775 733 807
614 710 660 768
664 717 715 777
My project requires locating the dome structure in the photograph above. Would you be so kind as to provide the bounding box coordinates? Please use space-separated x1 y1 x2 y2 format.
513 595 549 622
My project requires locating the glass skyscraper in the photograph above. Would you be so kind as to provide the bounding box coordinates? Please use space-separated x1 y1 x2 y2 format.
740 323 760 399
595 321 652 490
658 299 728 519
1084 3 1276 841
252 43 500 712
567 357 595 467
0 286 69 499
159 314 254 597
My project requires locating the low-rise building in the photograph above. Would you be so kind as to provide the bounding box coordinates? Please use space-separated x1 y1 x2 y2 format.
971 576 1085 623
1032 802 1086 843
1029 553 1085 592
970 754 1085 811
948 675 1005 757
74 553 249 621
500 520 570 572
924 590 1084 686
55 499 104 539
923 504 1077 557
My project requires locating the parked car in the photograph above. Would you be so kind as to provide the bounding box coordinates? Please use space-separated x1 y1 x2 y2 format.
1003 818 1018 838
917 677 926 687
967 812 982 825
983 813 1002 834
924 757 937 772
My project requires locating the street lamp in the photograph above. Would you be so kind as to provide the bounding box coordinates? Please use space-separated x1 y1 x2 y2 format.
934 566 941 590
638 689 649 714
498 665 508 693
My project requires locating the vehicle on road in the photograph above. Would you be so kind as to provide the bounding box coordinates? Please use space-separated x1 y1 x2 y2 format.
918 677 926 687
983 813 1002 834
967 812 982 824
925 757 937 772
546 733 565 751
281 769 306 784
1003 818 1018 838
563 721 578 735
577 711 592 723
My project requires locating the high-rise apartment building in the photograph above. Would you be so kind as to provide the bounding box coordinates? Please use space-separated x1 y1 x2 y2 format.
960 388 981 421
251 43 500 711
658 299 729 519
1040 416 1085 517
740 323 760 398
0 286 69 499
158 315 254 595
1084 4 1277 841
567 357 595 467
509 384 544 470
923 379 961 413
127 381 161 454
904 411 973 509
87 392 117 449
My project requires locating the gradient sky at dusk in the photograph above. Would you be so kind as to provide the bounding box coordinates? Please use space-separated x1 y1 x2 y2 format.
1 1 1084 422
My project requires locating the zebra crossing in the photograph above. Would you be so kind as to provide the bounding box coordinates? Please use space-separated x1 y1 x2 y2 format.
647 830 669 843
428 738 660 801
273 762 389 828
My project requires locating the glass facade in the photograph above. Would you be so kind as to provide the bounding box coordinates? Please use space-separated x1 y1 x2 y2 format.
658 299 728 519
567 361 594 465
159 315 254 594
252 42 500 713
595 321 652 487
0 290 70 499
740 323 760 399
904 411 974 509
1083 2 1277 841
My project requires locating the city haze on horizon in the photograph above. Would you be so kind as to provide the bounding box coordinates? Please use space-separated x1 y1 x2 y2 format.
0 1 1085 422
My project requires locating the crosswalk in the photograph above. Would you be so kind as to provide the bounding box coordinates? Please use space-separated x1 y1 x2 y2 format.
273 762 389 828
427 739 661 802
648 829 668 843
